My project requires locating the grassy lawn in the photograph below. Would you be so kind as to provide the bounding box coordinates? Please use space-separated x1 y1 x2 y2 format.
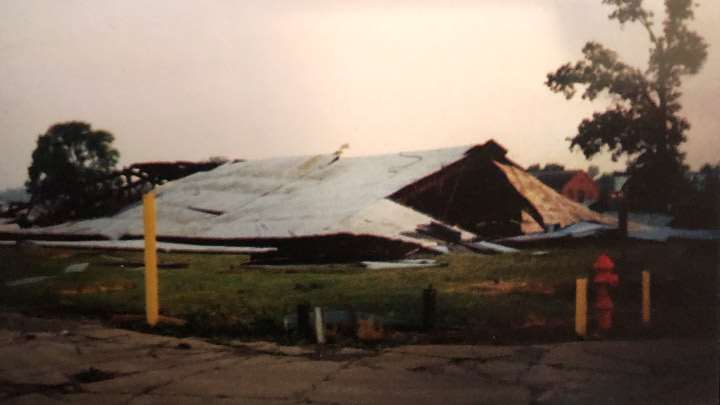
0 239 716 343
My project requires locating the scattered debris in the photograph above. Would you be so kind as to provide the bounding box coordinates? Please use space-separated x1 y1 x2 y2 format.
531 251 550 256
499 221 613 243
327 143 349 166
336 347 368 356
464 240 519 254
59 280 137 295
446 280 555 296
284 309 410 335
360 259 442 270
416 222 461 243
629 227 720 242
187 206 225 216
5 276 55 287
500 220 720 243
64 262 89 273
29 240 276 254
285 309 356 332
618 212 674 227
430 245 450 254
357 317 385 341
176 342 192 350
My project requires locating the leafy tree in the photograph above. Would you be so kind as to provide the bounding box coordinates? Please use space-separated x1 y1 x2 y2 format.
546 0 708 212
25 121 119 224
543 163 566 172
670 163 720 228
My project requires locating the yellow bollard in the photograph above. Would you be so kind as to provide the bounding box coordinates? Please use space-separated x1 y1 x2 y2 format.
642 271 651 326
575 278 588 337
143 192 159 327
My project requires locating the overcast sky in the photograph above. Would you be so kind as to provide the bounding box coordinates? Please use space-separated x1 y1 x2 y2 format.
1 0 718 189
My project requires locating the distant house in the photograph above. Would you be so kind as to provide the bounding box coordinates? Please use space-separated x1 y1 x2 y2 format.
532 170 599 205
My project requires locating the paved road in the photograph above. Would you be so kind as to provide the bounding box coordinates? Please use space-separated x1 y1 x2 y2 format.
0 313 716 404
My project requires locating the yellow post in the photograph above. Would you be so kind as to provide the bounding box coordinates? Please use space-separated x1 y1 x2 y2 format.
143 192 159 327
642 271 651 326
575 278 588 337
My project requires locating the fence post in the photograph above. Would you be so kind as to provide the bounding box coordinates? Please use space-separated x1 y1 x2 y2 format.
642 271 651 326
575 278 588 337
314 307 326 344
297 303 311 339
422 285 437 331
143 192 159 327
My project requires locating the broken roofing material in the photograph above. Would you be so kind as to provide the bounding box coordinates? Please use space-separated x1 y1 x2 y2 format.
361 259 443 270
12 140 605 261
499 222 613 243
5 276 56 287
30 240 276 254
464 241 520 254
500 220 720 243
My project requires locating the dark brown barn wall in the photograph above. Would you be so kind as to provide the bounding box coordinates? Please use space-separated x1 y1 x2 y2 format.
390 147 536 238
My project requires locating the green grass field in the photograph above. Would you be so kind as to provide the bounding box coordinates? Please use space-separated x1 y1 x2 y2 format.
0 239 716 343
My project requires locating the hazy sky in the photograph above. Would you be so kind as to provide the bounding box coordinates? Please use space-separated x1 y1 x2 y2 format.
1 0 718 189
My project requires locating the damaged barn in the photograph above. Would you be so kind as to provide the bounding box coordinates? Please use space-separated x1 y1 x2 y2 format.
5 140 605 262
392 142 542 238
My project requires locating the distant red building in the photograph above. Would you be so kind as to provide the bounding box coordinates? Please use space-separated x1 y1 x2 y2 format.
533 170 599 204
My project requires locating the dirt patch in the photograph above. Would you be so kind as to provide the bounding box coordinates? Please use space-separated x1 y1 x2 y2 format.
445 280 555 296
71 367 117 383
110 314 187 327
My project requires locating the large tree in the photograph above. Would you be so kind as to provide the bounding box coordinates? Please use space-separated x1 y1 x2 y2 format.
546 0 708 212
26 121 119 225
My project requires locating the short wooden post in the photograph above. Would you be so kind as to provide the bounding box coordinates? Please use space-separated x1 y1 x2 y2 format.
575 278 588 337
422 285 437 331
314 307 326 344
297 304 311 339
642 271 651 326
143 192 159 327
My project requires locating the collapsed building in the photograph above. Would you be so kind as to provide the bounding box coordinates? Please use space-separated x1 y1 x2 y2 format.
4 160 230 228
5 140 606 262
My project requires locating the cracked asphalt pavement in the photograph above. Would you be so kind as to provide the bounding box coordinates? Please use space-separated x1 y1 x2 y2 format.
0 313 717 404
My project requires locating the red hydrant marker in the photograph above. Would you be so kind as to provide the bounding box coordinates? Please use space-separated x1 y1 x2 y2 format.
592 253 618 333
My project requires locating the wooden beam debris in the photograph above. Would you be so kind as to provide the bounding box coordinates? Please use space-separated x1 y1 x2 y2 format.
187 206 225 216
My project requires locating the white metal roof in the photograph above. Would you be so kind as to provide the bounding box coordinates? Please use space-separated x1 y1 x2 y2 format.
37 145 475 249
27 142 615 249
